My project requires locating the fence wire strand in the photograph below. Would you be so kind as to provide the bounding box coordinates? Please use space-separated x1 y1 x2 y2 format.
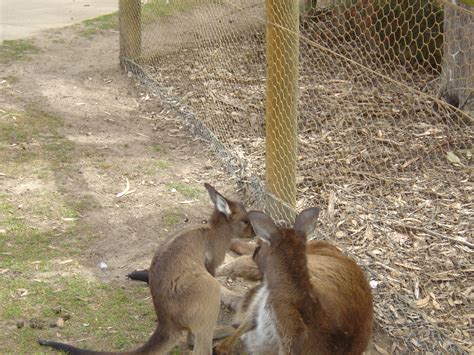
121 0 473 353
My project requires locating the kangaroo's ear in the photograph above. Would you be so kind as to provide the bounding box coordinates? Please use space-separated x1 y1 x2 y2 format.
293 207 319 238
248 211 278 245
205 183 232 217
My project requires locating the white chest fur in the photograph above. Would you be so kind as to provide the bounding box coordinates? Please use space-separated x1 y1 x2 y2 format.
242 284 280 354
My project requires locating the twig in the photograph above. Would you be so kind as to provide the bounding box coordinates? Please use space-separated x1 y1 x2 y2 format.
374 260 397 273
116 177 131 198
391 222 473 249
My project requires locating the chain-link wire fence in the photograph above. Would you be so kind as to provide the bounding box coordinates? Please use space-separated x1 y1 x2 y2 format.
120 0 473 352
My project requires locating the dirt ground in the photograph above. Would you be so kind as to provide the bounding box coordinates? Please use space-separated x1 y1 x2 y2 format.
0 27 236 273
0 20 392 354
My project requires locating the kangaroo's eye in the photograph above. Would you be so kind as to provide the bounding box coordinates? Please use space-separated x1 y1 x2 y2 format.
242 219 250 226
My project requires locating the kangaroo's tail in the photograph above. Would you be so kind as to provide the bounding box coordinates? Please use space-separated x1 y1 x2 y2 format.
126 269 149 284
39 320 180 355
38 339 119 355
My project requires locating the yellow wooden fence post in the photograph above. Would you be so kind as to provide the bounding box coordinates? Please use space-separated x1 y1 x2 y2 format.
265 0 299 222
119 0 141 66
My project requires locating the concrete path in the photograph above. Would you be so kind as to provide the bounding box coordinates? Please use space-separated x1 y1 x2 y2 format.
0 0 118 41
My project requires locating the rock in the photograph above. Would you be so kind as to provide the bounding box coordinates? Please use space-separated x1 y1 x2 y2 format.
99 261 108 271
29 318 45 329
52 306 62 314
16 320 24 329
56 318 65 328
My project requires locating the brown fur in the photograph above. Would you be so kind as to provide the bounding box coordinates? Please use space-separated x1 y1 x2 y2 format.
215 209 373 355
39 184 253 355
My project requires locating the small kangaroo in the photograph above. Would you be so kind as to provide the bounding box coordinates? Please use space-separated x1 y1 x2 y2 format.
215 208 373 355
39 183 254 355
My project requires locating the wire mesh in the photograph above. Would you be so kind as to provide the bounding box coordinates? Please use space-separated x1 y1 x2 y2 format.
120 0 473 352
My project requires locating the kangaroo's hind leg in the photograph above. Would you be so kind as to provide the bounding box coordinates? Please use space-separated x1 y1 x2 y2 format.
217 255 262 281
229 239 257 255
187 276 221 355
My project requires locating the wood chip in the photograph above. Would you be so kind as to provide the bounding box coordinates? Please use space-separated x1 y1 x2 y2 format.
116 177 131 198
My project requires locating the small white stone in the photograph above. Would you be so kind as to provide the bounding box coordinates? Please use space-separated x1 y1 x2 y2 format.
99 262 108 271
369 280 379 289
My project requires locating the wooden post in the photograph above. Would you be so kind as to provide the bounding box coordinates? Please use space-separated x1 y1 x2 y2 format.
119 0 141 66
440 1 473 114
265 0 299 222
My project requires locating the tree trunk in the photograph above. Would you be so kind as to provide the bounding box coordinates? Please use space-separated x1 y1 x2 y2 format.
440 1 474 115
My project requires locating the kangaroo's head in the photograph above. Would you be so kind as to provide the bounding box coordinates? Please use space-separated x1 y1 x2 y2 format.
204 183 254 239
248 208 320 275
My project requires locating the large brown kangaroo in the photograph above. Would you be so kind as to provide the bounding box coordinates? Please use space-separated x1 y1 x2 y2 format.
39 183 254 355
215 208 374 355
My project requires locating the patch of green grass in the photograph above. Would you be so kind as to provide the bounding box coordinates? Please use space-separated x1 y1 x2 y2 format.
81 13 118 37
61 205 80 219
153 144 162 153
98 162 113 170
27 162 51 180
0 276 155 352
162 210 180 227
155 159 170 169
70 195 101 214
142 159 170 175
35 169 49 179
0 227 76 273
143 0 221 22
81 27 98 37
25 194 99 225
0 195 27 232
44 139 75 164
167 183 201 199
0 39 39 64
0 106 72 176
0 187 83 272
0 107 61 145
2 301 23 319
0 191 155 353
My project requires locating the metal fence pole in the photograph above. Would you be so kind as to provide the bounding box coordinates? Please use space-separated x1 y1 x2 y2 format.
265 0 299 222
119 0 141 66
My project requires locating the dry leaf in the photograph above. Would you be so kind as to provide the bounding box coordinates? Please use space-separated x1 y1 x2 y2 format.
432 298 442 310
446 151 462 166
415 295 430 308
57 259 73 265
374 343 390 354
